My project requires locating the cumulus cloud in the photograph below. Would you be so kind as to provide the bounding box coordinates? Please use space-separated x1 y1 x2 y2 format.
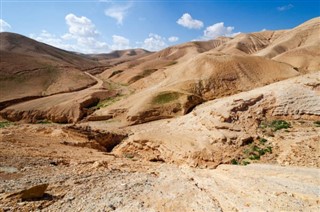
0 19 11 32
277 4 294 11
31 14 109 54
104 2 132 24
168 36 179 42
142 33 167 51
30 30 76 51
64 13 99 38
62 14 108 53
111 35 131 50
177 13 203 29
203 22 240 40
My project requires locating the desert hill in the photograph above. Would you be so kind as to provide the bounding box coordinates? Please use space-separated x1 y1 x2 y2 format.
0 33 150 109
255 17 320 72
0 32 100 71
0 17 319 125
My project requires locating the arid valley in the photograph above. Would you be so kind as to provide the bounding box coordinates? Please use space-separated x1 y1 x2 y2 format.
0 11 319 211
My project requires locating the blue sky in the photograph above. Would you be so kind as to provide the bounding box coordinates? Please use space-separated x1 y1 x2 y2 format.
1 0 319 53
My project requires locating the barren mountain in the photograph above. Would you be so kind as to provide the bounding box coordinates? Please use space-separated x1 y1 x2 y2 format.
0 33 148 109
255 17 320 72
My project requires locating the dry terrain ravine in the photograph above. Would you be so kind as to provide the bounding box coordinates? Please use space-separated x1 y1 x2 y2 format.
0 122 319 211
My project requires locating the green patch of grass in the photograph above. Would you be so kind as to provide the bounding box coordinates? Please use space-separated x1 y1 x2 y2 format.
95 95 124 109
151 92 181 105
314 121 320 127
109 70 123 78
166 61 178 66
0 121 12 128
36 120 52 124
128 69 158 84
260 120 291 132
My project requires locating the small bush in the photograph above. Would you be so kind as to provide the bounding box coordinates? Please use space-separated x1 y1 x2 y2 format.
270 120 291 131
259 138 267 144
260 120 291 132
314 121 320 127
242 161 250 166
0 121 12 128
243 144 273 161
231 159 238 165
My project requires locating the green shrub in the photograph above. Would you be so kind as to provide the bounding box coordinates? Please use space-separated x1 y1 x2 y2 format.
242 161 250 166
259 138 267 144
260 120 291 131
0 121 12 128
231 159 238 165
243 144 273 161
270 120 291 131
314 121 320 127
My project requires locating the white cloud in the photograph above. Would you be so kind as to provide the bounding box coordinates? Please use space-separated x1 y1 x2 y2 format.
277 4 294 11
261 28 267 32
0 19 11 32
111 35 131 50
30 30 76 51
177 13 203 29
142 33 167 51
104 2 132 24
62 13 109 53
30 14 109 54
203 22 240 40
168 36 179 42
64 13 99 38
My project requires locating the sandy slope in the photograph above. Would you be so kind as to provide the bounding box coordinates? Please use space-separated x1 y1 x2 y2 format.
0 73 116 123
255 17 320 72
90 53 299 124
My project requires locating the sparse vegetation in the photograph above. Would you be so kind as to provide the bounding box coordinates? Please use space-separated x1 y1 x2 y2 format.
109 70 123 78
260 120 291 132
166 61 178 66
259 138 267 144
231 159 238 165
232 137 273 166
152 92 181 104
124 153 135 159
36 119 52 124
128 69 158 84
314 121 320 127
95 95 124 109
0 121 12 128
